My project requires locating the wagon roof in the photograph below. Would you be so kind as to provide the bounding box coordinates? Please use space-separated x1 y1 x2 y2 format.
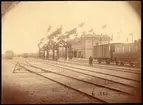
94 43 124 46
82 34 110 38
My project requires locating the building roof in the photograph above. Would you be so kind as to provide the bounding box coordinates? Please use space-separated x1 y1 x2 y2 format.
82 34 110 38
93 43 124 47
67 34 110 44
67 37 82 44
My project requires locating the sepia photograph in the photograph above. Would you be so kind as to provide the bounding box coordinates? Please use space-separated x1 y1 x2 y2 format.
2 1 141 104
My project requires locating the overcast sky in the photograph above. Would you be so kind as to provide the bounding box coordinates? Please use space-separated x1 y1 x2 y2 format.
2 1 141 54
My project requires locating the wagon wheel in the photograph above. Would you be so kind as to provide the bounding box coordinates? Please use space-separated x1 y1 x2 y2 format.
106 61 110 65
98 60 101 64
135 63 140 68
116 62 119 65
135 59 141 68
120 62 124 66
130 63 133 67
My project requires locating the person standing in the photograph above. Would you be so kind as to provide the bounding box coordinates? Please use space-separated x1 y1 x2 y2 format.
89 56 93 66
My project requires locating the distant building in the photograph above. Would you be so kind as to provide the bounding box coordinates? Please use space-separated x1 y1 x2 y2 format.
67 34 111 58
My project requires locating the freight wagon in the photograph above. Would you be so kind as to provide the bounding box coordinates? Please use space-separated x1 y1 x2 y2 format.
93 41 141 67
5 50 14 59
22 53 28 58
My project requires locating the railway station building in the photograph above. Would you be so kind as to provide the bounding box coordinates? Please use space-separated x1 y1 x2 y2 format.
67 34 111 58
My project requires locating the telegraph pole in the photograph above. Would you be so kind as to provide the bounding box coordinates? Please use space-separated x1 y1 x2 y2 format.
131 33 133 43
100 33 102 45
37 44 40 58
127 33 133 43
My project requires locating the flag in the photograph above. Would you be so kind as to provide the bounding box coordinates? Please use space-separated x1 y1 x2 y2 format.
48 36 54 40
102 24 106 29
129 33 133 36
54 26 62 35
66 28 77 38
40 37 44 42
57 35 66 40
88 28 93 32
100 37 102 42
111 34 113 41
37 43 40 47
134 40 137 45
126 33 133 42
118 31 122 34
126 37 128 42
65 34 70 38
38 37 44 46
82 31 86 35
117 35 120 38
65 31 68 34
49 26 62 38
47 25 51 32
79 22 85 27
74 33 78 37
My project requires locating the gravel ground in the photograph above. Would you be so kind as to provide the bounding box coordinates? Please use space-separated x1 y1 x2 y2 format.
2 59 101 104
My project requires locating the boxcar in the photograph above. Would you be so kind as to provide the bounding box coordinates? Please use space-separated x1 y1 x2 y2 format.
22 53 28 58
93 42 141 66
5 50 14 59
93 43 121 64
113 43 141 66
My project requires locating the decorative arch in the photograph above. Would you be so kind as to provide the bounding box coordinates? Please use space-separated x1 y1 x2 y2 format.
56 39 70 47
55 39 72 59
43 39 56 60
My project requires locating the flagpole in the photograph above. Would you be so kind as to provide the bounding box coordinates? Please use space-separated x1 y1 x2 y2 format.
100 33 102 45
101 24 106 45
67 48 69 61
132 34 133 43
38 46 40 58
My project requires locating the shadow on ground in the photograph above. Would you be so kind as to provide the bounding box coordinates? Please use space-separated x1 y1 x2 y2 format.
2 84 30 104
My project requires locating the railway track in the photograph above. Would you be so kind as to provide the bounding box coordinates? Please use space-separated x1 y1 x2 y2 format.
15 57 141 71
69 58 141 69
68 58 140 69
34 59 140 82
18 58 140 88
26 61 140 94
58 59 141 74
13 58 141 86
12 58 141 93
8 60 140 103
8 60 105 103
26 57 140 74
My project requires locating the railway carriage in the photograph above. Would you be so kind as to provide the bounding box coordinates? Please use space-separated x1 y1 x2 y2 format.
93 40 141 67
93 43 121 64
5 50 14 59
22 53 28 58
112 43 141 66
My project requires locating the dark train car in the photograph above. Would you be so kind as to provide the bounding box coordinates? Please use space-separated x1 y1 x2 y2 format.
22 53 28 58
93 41 141 66
5 50 14 59
93 43 121 64
28 53 38 58
113 41 141 66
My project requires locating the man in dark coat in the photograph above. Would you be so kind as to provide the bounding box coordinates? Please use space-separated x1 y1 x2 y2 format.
89 56 93 66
